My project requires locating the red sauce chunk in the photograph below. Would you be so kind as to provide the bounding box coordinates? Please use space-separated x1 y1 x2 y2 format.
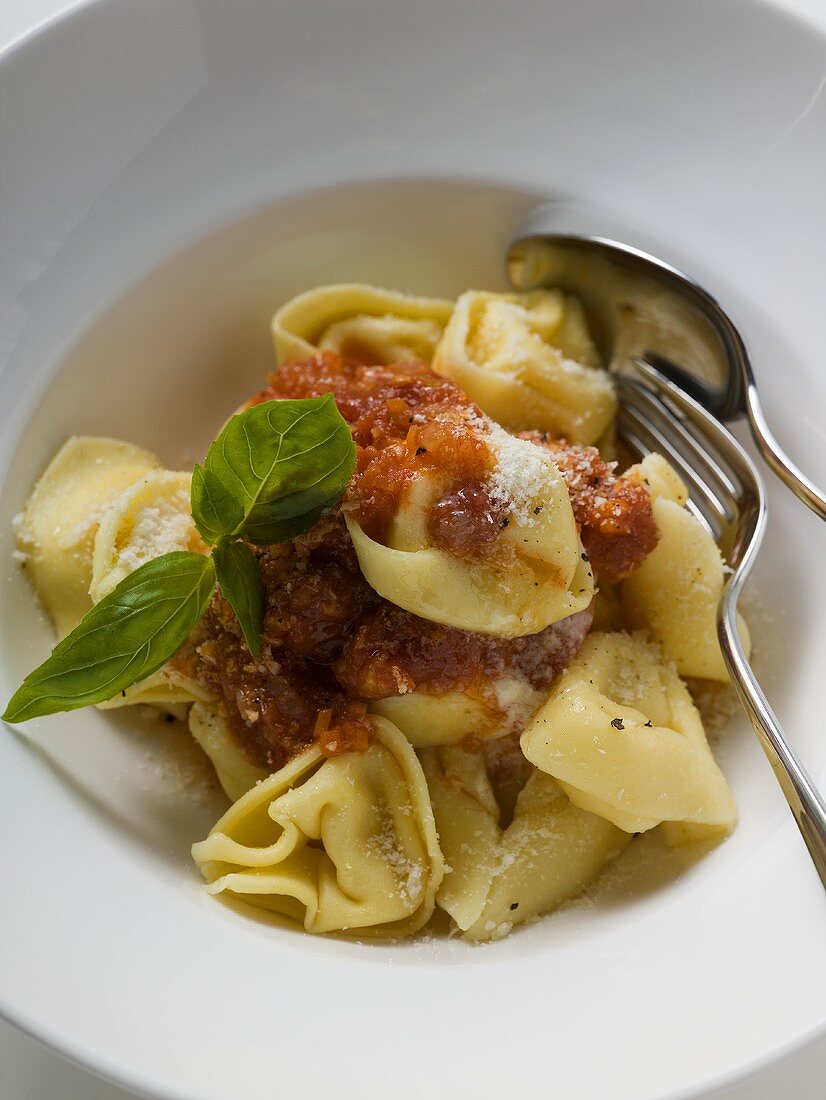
186 510 380 772
519 432 659 583
253 353 502 557
334 603 592 702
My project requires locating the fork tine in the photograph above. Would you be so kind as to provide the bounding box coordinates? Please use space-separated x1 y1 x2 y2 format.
617 400 726 541
616 398 709 507
616 374 741 518
615 359 767 565
625 355 768 538
616 374 739 519
627 357 753 498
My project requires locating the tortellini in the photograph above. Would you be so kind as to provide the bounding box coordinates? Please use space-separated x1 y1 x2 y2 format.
422 746 628 941
431 289 616 444
90 470 204 602
192 718 444 937
272 283 453 366
95 665 214 713
89 469 212 712
622 454 750 681
12 438 215 714
346 426 594 637
520 632 737 839
13 436 161 635
11 280 750 946
627 451 688 506
369 690 491 749
187 703 269 801
369 677 542 749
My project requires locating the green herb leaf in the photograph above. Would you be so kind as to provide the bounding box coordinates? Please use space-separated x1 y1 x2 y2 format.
190 463 244 546
194 395 356 545
213 541 264 657
3 552 216 723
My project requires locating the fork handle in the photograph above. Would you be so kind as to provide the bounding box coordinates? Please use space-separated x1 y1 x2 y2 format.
745 384 826 523
719 584 826 887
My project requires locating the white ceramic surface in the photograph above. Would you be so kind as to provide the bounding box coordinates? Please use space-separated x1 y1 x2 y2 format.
1 2 825 1099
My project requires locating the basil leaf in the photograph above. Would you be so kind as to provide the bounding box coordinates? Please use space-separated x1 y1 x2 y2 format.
194 395 356 546
213 541 264 657
238 503 330 546
3 552 216 722
191 463 244 546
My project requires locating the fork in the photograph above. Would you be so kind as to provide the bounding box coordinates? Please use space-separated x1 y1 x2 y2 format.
617 357 826 887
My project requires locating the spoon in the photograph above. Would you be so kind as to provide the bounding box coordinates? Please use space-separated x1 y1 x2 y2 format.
506 230 826 521
507 225 826 883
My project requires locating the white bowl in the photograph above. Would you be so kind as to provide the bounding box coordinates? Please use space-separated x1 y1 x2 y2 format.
1 2 825 1098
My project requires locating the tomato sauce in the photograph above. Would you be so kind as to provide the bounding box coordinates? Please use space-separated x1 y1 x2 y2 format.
520 433 658 583
190 356 656 774
253 353 503 558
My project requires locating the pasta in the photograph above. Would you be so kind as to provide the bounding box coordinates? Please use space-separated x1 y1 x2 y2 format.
341 603 594 750
13 436 160 635
192 718 443 936
370 690 490 748
345 426 594 637
422 746 628 940
90 470 203 601
95 666 214 712
369 678 542 749
621 454 751 680
520 632 737 838
431 289 617 444
188 703 269 801
91 470 211 711
8 280 750 944
272 283 453 365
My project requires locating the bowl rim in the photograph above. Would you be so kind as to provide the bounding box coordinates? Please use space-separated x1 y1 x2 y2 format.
2 2 826 1099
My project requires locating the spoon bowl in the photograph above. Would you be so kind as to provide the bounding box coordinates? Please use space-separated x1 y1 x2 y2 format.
507 230 826 521
508 225 826 887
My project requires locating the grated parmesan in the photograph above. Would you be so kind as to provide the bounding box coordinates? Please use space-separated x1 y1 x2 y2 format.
114 489 193 573
365 807 425 910
484 420 560 527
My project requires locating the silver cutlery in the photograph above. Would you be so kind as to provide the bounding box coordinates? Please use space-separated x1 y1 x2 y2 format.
508 230 826 886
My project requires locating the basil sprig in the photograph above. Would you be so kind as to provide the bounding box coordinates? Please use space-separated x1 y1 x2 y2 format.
3 396 355 722
192 396 355 546
212 541 265 657
3 554 216 722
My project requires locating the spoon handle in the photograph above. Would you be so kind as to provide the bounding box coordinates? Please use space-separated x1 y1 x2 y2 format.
745 384 826 522
719 578 826 888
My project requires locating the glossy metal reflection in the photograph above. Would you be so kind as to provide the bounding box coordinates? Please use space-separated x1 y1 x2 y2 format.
507 230 826 885
620 359 826 887
507 232 826 521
